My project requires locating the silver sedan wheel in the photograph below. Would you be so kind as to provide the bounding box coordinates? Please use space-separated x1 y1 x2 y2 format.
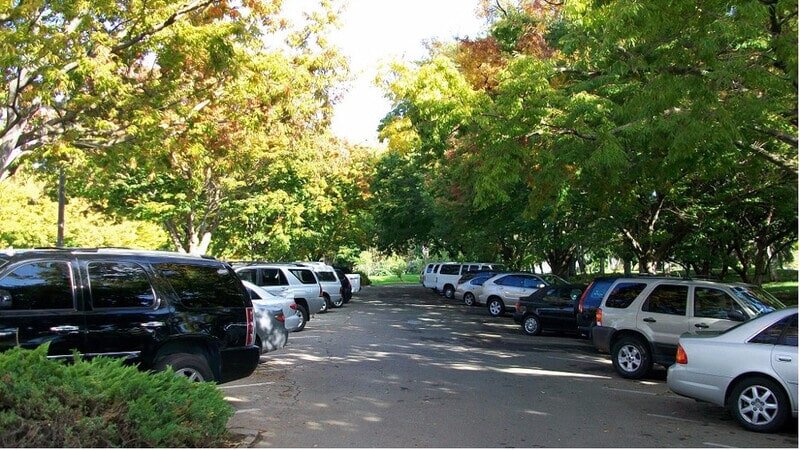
737 385 780 426
488 299 503 316
616 344 642 373
464 293 475 307
175 367 205 382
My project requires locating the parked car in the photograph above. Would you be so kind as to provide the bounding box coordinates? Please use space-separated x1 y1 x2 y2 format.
0 248 260 383
478 272 549 317
513 284 587 336
667 307 797 433
294 262 344 309
454 272 500 307
233 263 325 323
592 277 786 379
334 268 353 304
421 263 440 289
242 280 304 332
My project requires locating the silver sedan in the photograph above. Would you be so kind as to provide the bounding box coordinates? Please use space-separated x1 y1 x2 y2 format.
667 307 798 432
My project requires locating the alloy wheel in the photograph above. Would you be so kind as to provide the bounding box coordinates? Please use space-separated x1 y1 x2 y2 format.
616 344 642 373
737 385 779 426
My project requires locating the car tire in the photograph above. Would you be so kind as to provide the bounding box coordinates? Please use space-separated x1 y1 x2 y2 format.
522 314 542 336
332 295 344 308
464 292 476 307
154 352 213 382
611 336 652 379
443 285 455 299
487 297 505 317
295 304 308 331
728 376 790 433
321 295 329 313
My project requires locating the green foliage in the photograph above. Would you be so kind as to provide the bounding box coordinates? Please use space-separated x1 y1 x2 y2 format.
0 346 233 447
0 170 168 249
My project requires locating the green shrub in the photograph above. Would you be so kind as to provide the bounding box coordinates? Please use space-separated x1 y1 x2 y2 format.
353 270 372 286
0 346 233 447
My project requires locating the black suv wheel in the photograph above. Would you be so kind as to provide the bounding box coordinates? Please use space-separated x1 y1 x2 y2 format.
155 352 213 382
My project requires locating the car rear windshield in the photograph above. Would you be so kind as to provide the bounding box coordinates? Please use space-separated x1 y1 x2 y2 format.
582 278 616 308
316 271 338 282
731 286 786 316
156 263 247 308
289 268 318 284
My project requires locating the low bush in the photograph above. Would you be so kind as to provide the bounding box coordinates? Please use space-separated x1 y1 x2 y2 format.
0 346 233 447
353 270 372 286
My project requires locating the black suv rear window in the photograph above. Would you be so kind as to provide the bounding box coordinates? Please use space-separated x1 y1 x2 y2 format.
88 262 155 309
605 282 647 309
156 263 247 308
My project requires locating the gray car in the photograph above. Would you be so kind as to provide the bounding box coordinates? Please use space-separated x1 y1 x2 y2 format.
667 307 798 432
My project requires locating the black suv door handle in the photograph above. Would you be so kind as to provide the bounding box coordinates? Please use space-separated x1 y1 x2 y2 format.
694 323 709 329
642 317 656 323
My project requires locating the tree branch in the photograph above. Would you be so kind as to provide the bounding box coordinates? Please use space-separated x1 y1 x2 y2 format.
111 0 217 55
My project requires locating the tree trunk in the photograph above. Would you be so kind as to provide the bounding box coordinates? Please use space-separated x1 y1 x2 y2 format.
623 259 632 276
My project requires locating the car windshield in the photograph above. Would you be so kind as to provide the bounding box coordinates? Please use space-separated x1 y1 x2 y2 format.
731 286 786 316
541 274 568 285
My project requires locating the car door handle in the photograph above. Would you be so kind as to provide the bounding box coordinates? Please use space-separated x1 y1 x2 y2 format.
140 321 165 328
642 317 656 323
777 356 793 362
49 325 80 334
694 323 709 329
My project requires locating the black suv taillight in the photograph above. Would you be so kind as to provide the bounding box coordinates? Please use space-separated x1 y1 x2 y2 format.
245 307 255 346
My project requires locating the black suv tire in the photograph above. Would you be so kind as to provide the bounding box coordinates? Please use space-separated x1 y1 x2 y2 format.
611 336 652 379
155 352 213 382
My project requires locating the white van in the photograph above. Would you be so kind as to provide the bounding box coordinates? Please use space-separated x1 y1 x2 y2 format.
434 262 505 299
421 262 444 289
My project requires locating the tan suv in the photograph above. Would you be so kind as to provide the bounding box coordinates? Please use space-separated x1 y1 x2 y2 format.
591 277 785 379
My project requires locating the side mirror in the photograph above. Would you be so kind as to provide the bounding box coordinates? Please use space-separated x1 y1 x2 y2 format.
536 283 546 289
728 310 747 322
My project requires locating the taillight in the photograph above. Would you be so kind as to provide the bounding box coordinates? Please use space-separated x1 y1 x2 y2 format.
676 345 688 364
595 308 603 326
319 285 323 297
515 302 522 312
275 312 285 323
245 307 255 346
577 282 594 313
290 303 297 311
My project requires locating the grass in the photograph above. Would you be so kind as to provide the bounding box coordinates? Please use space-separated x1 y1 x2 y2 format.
764 281 798 306
370 273 419 286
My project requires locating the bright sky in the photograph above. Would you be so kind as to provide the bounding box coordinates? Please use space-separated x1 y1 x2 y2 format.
285 0 486 146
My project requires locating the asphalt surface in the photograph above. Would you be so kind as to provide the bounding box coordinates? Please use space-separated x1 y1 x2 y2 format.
224 284 799 448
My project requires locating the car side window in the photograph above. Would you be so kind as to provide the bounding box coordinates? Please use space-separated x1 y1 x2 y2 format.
0 261 74 310
156 263 247 308
261 268 288 286
693 287 740 319
88 262 155 309
605 282 647 309
426 265 433 273
522 276 543 289
642 285 688 316
440 264 460 275
496 275 522 287
780 315 798 346
288 269 317 284
237 269 257 283
750 316 793 345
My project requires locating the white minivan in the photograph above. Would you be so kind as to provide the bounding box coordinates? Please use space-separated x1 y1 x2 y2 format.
433 262 505 299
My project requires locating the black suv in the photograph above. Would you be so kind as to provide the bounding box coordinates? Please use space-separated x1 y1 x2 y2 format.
0 248 259 383
513 284 586 335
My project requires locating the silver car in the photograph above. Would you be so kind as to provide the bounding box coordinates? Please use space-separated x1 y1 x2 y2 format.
478 273 548 317
667 307 798 432
242 280 305 332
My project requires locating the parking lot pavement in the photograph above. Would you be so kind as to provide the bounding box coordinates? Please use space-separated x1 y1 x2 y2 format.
224 285 799 448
